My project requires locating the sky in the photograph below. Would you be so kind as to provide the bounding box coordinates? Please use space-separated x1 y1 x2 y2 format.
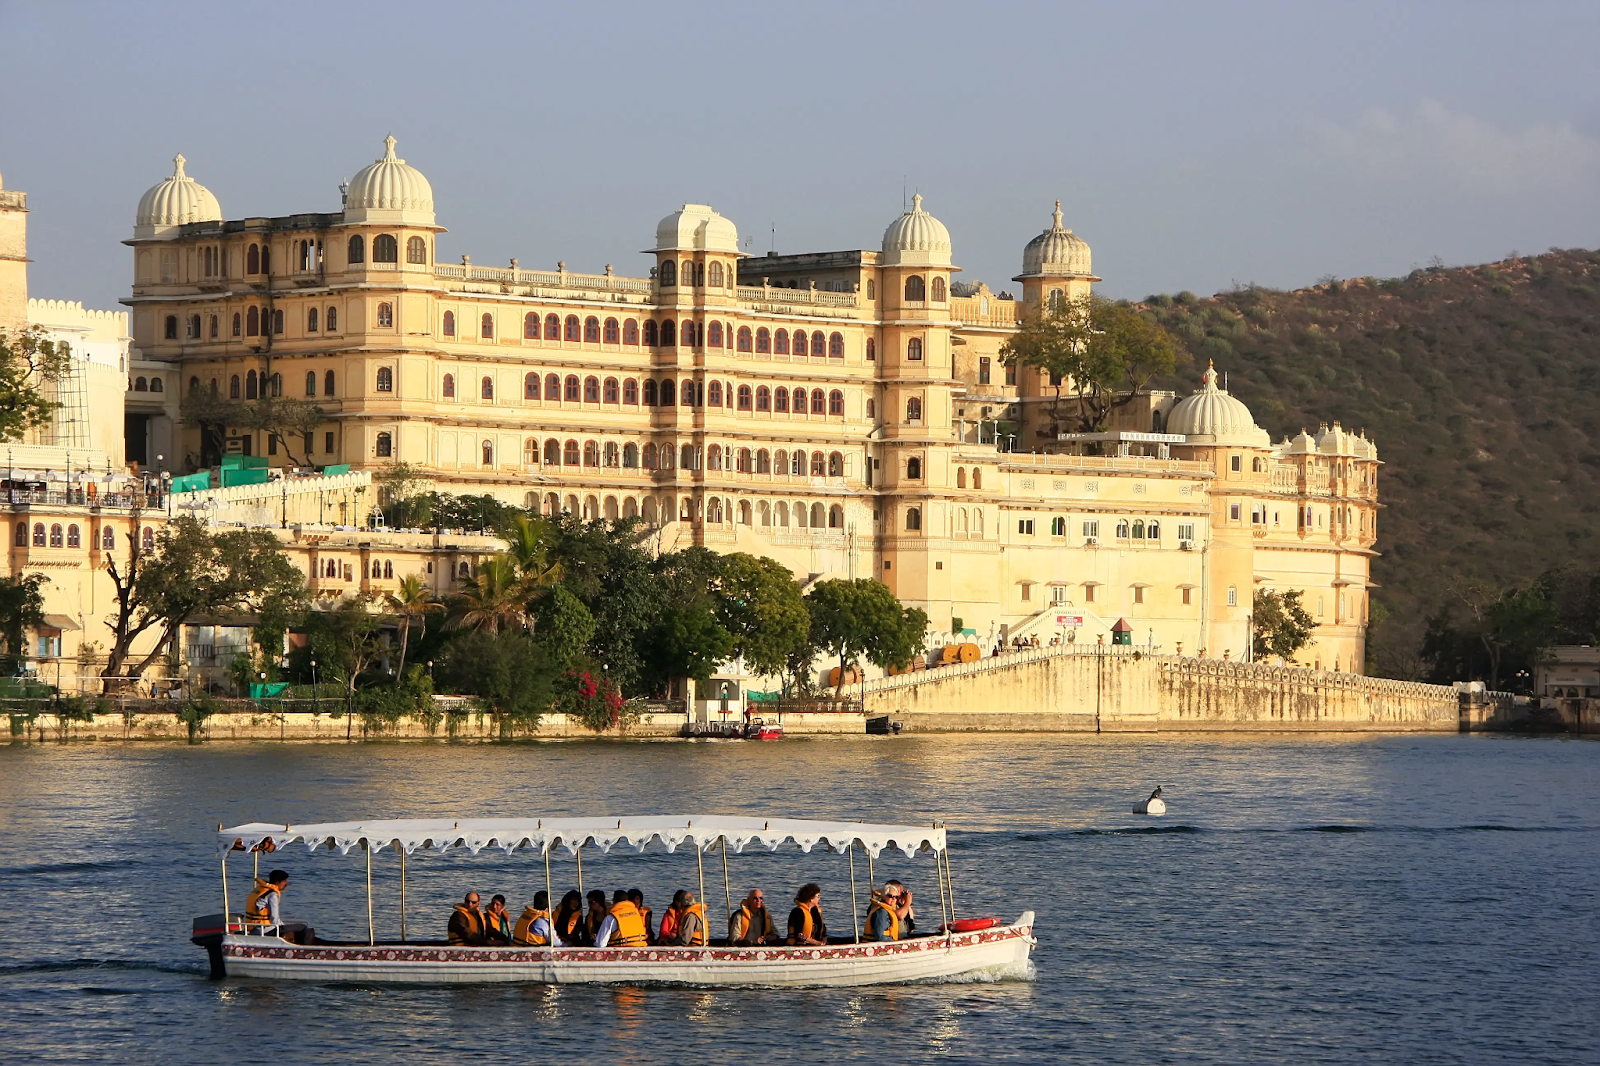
2 1 1598 312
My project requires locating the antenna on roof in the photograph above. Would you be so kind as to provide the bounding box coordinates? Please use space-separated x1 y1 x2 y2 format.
770 224 776 256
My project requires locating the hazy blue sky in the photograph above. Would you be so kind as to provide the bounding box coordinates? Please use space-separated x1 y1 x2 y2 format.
3 1 1598 312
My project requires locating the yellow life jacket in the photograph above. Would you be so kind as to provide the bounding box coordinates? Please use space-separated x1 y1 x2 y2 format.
865 897 901 941
448 904 486 945
732 903 773 944
607 900 648 947
512 907 550 946
788 903 824 945
681 902 708 946
244 878 281 926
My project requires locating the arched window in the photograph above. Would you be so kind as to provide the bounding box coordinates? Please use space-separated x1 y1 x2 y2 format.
326 306 337 331
376 366 394 392
682 444 696 469
347 235 364 264
811 390 826 415
829 332 844 358
736 447 752 473
524 438 538 465
907 397 922 421
142 527 156 550
708 261 724 287
643 442 658 469
707 381 723 407
931 277 946 302
231 313 241 337
708 445 723 470
151 377 164 393
643 379 658 406
48 524 63 548
811 451 826 476
545 313 561 340
624 319 639 345
1116 520 1131 539
186 314 200 339
209 314 219 338
604 377 620 404
376 432 392 457
133 377 148 392
229 374 241 399
774 329 789 355
737 326 752 352
957 468 967 489
525 373 539 400
546 373 561 399
101 526 114 550
905 275 926 301
373 234 398 263
272 309 284 334
584 316 600 343
755 386 770 411
377 303 394 327
246 306 260 336
775 387 790 413
792 330 807 357
643 320 658 346
481 375 494 400
247 244 260 274
659 379 675 406
579 440 596 467
828 390 844 415
1051 516 1066 536
1132 520 1146 539
407 236 428 264
662 320 677 347
906 507 922 531
828 451 844 477
812 332 827 357
482 440 494 466
305 371 317 397
907 456 922 480
809 502 825 527
659 260 676 287
757 449 771 474
750 327 768 354
270 372 282 397
829 505 843 528
682 321 697 348
565 375 580 401
307 307 319 332
565 315 580 341
325 369 336 396
623 378 639 404
737 385 752 410
707 321 723 348
623 442 639 468
564 440 581 465
545 438 561 465
681 379 696 407
584 376 600 403
973 468 982 489
1147 521 1160 541
907 338 923 360
31 522 44 546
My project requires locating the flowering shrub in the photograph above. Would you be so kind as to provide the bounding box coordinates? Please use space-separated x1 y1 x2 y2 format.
559 669 628 732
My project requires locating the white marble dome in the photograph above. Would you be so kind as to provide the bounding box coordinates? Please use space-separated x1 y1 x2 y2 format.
1019 201 1091 278
1168 362 1270 446
654 204 740 254
343 136 435 225
134 154 222 238
880 194 952 268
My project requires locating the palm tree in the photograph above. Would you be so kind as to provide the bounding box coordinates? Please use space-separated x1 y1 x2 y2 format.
452 555 527 634
384 574 443 683
504 515 563 602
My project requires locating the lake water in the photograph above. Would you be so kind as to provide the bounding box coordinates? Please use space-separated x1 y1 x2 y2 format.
1 734 1596 1064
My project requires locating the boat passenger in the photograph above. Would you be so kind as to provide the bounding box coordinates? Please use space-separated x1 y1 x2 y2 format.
583 890 608 945
512 891 558 946
552 890 585 946
627 888 655 945
658 889 685 944
729 889 778 945
447 892 487 946
244 869 289 933
485 894 512 945
595 889 649 948
674 891 707 946
786 883 827 945
865 880 914 941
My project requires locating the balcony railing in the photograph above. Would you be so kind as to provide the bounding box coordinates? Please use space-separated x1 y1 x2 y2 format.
434 264 653 295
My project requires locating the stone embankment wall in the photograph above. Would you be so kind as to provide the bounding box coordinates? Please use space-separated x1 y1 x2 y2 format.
860 647 1460 733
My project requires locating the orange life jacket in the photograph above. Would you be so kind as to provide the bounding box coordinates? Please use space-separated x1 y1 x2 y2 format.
606 900 648 947
512 907 550 946
244 878 281 926
865 896 901 941
449 904 486 945
658 906 681 943
788 902 824 945
681 902 708 946
732 903 774 944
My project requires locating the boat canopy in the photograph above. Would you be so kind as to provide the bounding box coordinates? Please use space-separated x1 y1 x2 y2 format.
217 816 947 860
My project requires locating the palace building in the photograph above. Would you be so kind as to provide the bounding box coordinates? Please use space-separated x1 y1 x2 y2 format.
119 139 1379 671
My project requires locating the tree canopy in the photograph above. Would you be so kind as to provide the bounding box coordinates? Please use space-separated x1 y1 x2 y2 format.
0 327 71 442
805 578 929 692
1252 588 1316 661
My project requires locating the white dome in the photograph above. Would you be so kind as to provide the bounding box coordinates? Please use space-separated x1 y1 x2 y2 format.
343 136 435 225
654 204 740 254
1168 362 1270 446
134 155 222 238
880 194 952 267
1018 201 1092 278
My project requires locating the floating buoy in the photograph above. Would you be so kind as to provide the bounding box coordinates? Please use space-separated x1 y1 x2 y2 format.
1134 785 1166 816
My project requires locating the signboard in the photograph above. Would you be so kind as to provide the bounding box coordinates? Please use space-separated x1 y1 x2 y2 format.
1055 614 1084 628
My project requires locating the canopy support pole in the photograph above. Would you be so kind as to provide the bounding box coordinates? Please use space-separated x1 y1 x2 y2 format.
365 840 375 946
544 843 554 955
720 836 732 937
696 842 707 935
253 849 259 880
849 844 861 943
935 845 951 936
867 848 875 898
575 843 584 898
399 847 407 943
942 831 959 921
220 848 230 929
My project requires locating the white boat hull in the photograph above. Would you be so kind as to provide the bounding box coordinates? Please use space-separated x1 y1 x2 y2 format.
218 912 1035 987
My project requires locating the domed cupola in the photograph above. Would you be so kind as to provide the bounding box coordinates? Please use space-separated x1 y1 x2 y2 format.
134 154 222 239
653 204 740 254
343 136 435 225
880 194 952 268
1017 201 1092 278
1167 361 1270 446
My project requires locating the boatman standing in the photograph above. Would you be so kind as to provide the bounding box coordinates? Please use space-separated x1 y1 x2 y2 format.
245 869 289 934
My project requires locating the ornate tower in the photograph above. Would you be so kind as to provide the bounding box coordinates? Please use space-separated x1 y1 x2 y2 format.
0 170 29 334
1013 201 1099 444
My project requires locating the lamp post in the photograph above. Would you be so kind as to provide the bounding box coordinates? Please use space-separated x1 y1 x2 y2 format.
311 657 319 715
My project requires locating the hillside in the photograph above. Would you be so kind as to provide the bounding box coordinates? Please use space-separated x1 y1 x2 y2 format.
1142 249 1600 676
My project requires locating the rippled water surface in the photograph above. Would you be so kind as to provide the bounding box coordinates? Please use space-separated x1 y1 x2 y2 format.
1 733 1596 1064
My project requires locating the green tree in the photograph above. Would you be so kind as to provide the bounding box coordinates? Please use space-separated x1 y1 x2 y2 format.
179 382 323 467
644 605 733 686
1000 295 1185 436
710 553 810 677
530 584 596 667
437 629 555 735
303 596 387 720
806 579 929 693
0 573 47 670
0 327 71 441
384 574 444 682
102 516 306 678
1252 588 1317 661
451 555 526 634
540 515 661 691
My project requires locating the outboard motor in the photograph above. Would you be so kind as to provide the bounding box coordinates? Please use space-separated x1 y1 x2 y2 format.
191 913 237 979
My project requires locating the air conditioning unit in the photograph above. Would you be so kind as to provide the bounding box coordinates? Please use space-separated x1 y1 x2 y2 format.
1179 540 1194 551
1084 536 1099 547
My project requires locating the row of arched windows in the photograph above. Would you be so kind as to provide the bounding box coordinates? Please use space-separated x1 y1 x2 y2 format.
658 259 731 289
954 466 984 489
519 437 849 478
440 371 854 416
227 370 283 400
902 275 947 302
129 376 166 393
166 304 342 343
438 310 850 359
520 491 850 532
14 522 146 550
346 234 428 265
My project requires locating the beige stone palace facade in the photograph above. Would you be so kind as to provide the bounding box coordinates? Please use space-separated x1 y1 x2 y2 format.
115 139 1378 671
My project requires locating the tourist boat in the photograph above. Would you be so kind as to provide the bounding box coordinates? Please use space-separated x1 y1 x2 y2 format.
191 816 1034 987
743 718 783 740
